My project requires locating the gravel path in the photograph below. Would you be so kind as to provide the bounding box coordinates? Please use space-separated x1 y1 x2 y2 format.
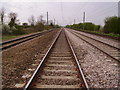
65 29 120 88
69 29 119 49
2 29 60 88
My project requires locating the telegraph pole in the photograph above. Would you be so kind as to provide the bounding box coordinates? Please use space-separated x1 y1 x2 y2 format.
47 12 48 25
83 12 85 30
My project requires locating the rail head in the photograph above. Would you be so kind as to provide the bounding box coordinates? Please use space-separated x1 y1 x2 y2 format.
64 30 89 90
24 29 62 90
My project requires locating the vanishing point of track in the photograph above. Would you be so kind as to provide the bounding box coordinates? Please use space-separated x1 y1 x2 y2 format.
24 29 89 89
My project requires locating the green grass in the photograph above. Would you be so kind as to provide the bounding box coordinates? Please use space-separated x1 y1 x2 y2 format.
1 29 50 41
91 31 120 38
2 35 24 41
105 33 120 37
1 30 43 41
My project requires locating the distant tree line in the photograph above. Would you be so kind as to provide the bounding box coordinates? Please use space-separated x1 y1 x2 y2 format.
0 7 60 35
66 16 119 34
66 22 101 31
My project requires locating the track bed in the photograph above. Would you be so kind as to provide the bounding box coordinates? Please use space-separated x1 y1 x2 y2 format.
25 29 88 89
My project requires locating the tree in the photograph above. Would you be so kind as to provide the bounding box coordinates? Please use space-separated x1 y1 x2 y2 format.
23 23 28 26
37 15 43 23
104 16 119 34
65 22 100 31
83 22 95 30
0 7 5 25
35 22 44 31
9 12 17 21
50 22 53 26
8 12 18 28
94 25 101 31
48 20 53 25
28 15 35 26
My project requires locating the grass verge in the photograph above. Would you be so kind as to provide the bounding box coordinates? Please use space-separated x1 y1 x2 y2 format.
2 35 25 41
72 28 120 38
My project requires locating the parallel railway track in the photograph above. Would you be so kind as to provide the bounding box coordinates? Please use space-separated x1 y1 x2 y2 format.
0 30 53 51
68 29 120 62
24 29 89 89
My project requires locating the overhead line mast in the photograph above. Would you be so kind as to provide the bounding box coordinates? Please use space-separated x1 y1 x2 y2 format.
83 12 85 30
47 12 48 25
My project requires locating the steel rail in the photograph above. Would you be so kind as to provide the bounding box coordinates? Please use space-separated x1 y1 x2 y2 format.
72 29 120 41
1 34 39 51
71 31 120 62
1 33 40 45
0 30 53 51
65 30 89 90
72 30 120 50
24 30 62 90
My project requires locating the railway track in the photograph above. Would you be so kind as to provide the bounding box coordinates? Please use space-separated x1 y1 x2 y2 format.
68 29 120 62
71 29 119 49
0 30 53 51
24 29 89 89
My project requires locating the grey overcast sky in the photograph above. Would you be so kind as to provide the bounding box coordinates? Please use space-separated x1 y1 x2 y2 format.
0 0 119 26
